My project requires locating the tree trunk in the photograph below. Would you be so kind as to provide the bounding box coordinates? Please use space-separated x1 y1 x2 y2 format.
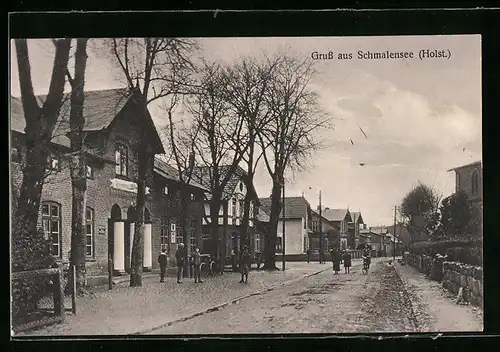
70 159 87 293
209 196 221 260
263 180 282 270
12 38 71 272
12 144 51 271
180 187 190 276
130 146 148 287
69 38 89 294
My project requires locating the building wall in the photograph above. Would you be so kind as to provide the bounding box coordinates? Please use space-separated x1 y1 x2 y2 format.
455 163 482 203
277 218 305 255
454 163 483 236
10 107 204 277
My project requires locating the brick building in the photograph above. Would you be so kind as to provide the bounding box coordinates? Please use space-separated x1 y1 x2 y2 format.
311 209 340 252
10 88 207 278
348 211 365 250
321 208 352 250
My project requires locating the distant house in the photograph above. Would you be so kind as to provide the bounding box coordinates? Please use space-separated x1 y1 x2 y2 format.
321 208 352 250
385 222 411 250
259 196 312 255
348 211 365 250
311 209 341 252
447 160 483 234
367 226 389 255
191 165 260 259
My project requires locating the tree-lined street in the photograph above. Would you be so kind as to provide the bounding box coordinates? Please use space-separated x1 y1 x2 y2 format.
15 258 482 336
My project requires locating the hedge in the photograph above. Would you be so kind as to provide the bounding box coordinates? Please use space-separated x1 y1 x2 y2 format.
409 239 482 266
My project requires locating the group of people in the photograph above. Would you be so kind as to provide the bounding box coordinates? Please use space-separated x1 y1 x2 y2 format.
157 243 252 284
329 244 372 274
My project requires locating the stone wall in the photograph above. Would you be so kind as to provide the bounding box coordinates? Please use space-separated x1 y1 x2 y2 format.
442 261 483 307
403 252 483 307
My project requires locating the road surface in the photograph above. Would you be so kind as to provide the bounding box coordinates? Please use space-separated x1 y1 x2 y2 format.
148 259 482 334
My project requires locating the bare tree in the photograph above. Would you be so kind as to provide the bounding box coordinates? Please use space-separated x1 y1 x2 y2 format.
67 38 89 294
12 38 72 272
257 54 331 270
188 61 250 263
223 56 278 248
162 96 201 274
105 37 198 286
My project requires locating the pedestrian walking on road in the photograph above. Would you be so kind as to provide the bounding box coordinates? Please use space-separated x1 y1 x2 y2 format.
175 243 185 283
239 245 251 284
331 248 341 274
158 249 168 282
192 247 203 283
343 249 352 274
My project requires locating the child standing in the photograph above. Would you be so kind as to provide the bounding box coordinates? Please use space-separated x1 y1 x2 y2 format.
239 245 251 284
343 249 352 274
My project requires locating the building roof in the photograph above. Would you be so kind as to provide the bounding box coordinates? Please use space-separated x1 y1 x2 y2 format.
349 211 364 224
311 209 333 223
256 207 270 222
10 88 164 153
369 226 389 234
322 208 352 223
447 161 482 172
191 165 258 201
153 158 210 192
259 196 311 219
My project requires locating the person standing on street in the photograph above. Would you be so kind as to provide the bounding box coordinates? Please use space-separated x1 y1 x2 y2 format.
158 249 168 282
175 243 185 283
239 245 251 284
193 247 203 283
306 248 311 263
331 248 341 274
343 249 352 274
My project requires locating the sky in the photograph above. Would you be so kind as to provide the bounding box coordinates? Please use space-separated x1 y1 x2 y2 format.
9 35 482 226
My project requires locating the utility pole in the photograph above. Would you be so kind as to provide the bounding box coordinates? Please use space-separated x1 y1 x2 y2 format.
319 190 323 263
282 179 286 271
393 205 397 261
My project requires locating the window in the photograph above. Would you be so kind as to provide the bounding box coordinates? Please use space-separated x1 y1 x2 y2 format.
115 144 128 177
276 236 282 253
231 198 237 217
189 218 197 249
172 220 183 244
42 202 61 257
11 147 21 163
160 218 168 251
239 182 244 192
471 170 479 195
85 207 94 257
249 201 254 219
86 164 94 179
163 186 169 195
48 155 60 171
190 193 196 201
255 234 261 252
